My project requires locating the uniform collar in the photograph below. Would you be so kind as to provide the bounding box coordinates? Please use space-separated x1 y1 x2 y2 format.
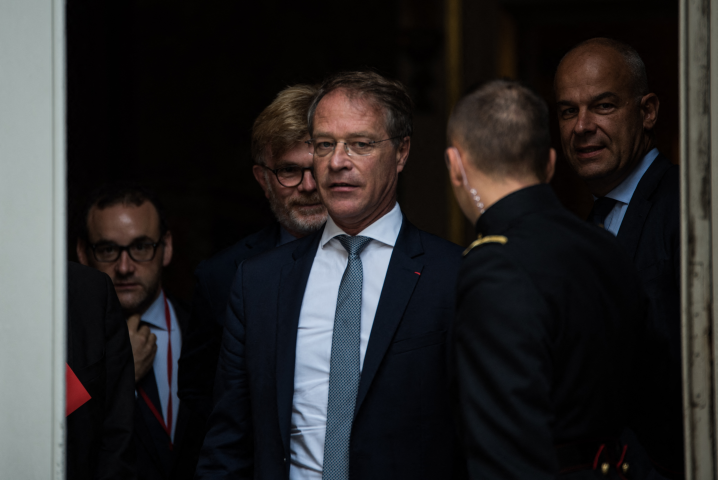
320 202 402 249
140 290 168 330
475 184 561 237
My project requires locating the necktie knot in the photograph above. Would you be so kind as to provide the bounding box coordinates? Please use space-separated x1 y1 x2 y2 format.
337 235 372 257
591 197 618 227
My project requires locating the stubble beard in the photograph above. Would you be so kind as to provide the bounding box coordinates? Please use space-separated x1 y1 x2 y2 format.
266 183 327 236
114 273 162 317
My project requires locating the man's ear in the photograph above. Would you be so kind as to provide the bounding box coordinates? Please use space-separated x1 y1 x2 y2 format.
76 239 90 266
395 136 411 173
641 93 660 131
253 165 271 200
544 148 557 183
445 146 466 188
162 231 173 267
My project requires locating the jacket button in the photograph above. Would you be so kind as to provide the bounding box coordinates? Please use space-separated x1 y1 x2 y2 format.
283 458 287 463
601 462 610 475
621 462 629 474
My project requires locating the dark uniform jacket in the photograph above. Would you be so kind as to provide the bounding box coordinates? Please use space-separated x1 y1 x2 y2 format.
453 185 682 480
134 300 206 480
67 261 136 480
178 223 281 424
196 217 466 480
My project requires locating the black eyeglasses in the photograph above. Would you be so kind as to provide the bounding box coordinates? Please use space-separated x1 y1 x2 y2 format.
263 165 315 188
88 240 162 263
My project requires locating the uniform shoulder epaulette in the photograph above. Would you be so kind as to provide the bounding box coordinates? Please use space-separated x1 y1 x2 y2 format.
462 234 508 256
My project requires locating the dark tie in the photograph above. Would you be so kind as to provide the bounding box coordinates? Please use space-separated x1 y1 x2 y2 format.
590 197 618 228
322 234 372 480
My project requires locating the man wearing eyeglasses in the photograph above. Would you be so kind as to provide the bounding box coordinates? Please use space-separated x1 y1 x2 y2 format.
177 84 328 428
77 183 204 480
197 71 465 480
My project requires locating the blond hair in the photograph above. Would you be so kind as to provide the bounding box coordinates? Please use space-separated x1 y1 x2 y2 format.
252 84 319 165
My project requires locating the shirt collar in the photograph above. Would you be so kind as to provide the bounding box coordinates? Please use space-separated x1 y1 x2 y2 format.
601 148 659 204
141 290 168 330
320 202 402 249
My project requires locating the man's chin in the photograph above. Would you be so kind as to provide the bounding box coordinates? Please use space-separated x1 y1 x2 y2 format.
287 208 328 235
117 291 153 316
569 156 617 182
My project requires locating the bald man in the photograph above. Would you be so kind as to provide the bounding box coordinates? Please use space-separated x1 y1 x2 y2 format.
555 38 682 479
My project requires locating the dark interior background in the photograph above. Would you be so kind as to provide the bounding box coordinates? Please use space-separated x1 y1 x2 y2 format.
67 0 678 304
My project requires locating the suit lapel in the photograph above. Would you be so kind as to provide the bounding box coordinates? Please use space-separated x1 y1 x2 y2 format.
276 230 323 456
355 218 424 416
616 154 672 259
136 368 173 472
170 301 191 460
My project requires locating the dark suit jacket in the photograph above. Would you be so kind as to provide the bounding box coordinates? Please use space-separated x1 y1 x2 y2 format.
196 217 466 480
134 299 206 480
615 153 680 361
614 153 683 479
453 185 682 479
178 224 281 424
67 262 136 480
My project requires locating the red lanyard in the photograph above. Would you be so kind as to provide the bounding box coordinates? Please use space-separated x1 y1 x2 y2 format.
137 293 174 447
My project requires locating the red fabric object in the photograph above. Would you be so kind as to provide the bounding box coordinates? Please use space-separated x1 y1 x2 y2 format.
66 363 91 417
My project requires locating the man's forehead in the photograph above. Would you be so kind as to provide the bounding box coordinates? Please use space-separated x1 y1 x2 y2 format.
314 89 385 131
87 202 160 240
556 46 632 99
269 141 313 167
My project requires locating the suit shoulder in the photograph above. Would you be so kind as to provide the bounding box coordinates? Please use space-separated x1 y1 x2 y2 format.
243 230 319 271
68 261 111 294
195 225 278 279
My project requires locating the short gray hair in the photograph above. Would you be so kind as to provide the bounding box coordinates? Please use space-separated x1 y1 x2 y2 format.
307 71 413 147
448 80 551 181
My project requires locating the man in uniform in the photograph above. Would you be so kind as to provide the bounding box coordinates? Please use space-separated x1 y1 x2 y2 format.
444 80 682 478
177 84 328 424
555 38 682 479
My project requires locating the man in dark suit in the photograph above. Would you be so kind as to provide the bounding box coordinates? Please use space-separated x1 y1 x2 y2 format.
67 261 136 480
445 80 682 478
77 184 204 480
555 38 682 479
196 71 465 480
178 84 328 424
555 37 678 362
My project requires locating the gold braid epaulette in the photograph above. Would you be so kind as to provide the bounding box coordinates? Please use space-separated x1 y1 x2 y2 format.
462 234 508 256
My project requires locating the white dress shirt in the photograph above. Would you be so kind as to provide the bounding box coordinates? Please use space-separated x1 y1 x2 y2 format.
289 203 403 480
140 290 182 441
596 148 659 236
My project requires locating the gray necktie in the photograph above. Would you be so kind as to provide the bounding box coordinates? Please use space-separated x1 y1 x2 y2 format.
322 234 372 480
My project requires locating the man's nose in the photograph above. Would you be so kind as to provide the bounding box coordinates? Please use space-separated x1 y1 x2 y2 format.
328 143 352 171
115 250 135 275
298 168 317 192
574 108 597 136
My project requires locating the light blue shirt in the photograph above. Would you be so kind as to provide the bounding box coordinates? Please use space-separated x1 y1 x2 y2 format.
596 148 659 236
140 290 182 441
